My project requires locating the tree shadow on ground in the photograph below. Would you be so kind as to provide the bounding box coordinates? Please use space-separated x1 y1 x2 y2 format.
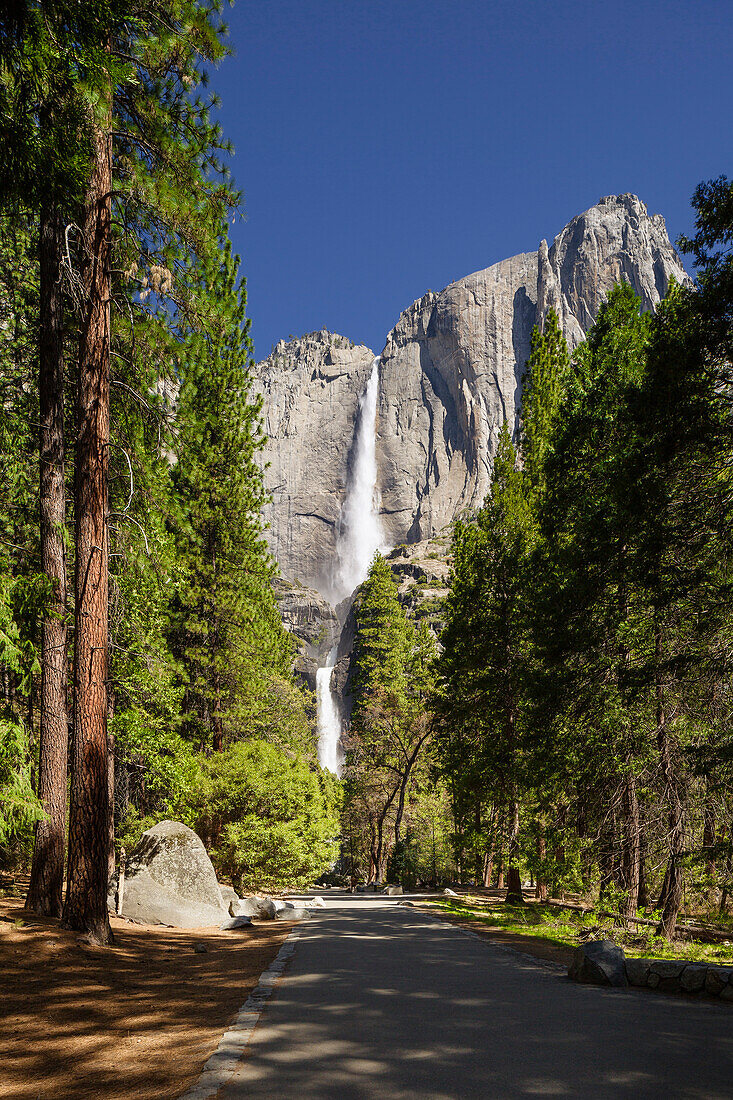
0 897 290 1100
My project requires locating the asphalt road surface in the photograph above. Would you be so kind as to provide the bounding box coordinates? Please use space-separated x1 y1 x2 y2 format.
218 895 733 1099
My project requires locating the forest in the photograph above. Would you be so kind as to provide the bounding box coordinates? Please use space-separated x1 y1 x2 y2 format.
1 0 733 951
0 0 339 945
342 179 733 942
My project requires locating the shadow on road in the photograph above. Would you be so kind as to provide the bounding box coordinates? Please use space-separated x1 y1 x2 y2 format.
221 901 733 1099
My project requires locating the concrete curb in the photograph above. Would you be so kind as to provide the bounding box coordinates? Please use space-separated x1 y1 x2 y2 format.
178 927 301 1100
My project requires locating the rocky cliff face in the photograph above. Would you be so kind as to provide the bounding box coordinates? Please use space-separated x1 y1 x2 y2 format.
253 331 375 592
376 194 688 548
257 195 688 596
272 577 340 691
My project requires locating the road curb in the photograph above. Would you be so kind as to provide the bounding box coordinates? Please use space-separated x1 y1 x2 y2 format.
178 926 301 1100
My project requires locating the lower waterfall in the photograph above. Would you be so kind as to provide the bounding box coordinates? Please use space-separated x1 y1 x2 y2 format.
316 357 384 776
316 647 341 774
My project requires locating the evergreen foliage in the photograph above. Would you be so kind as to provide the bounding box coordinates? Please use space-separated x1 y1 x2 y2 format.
434 193 733 932
0 0 336 904
172 246 292 753
435 424 531 899
191 739 341 893
344 552 437 884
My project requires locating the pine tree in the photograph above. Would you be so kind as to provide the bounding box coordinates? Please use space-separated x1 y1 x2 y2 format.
346 552 435 884
172 245 292 753
625 180 733 935
351 553 411 710
533 284 654 922
0 4 92 915
521 309 571 502
0 0 242 939
436 423 531 902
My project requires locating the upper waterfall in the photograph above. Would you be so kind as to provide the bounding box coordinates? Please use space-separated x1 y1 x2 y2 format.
255 199 689 592
332 357 385 604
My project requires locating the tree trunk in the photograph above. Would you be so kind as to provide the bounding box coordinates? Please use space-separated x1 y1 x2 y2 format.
620 772 641 924
107 686 116 881
63 114 113 945
655 623 684 940
598 806 617 905
536 826 547 901
504 799 524 904
368 820 378 883
482 848 493 888
703 802 718 908
27 200 69 918
394 780 407 851
212 667 224 752
473 802 483 884
637 833 650 910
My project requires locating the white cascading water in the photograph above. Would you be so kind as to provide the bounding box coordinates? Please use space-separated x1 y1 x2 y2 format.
334 358 384 600
316 357 384 776
316 647 341 774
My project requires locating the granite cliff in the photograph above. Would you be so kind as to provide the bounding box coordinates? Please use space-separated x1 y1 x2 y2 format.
376 194 688 548
255 332 376 595
256 194 687 600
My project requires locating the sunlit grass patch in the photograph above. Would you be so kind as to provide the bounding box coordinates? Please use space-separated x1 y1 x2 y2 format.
426 896 733 965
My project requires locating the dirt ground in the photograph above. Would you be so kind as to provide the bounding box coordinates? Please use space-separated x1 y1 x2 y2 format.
0 895 290 1100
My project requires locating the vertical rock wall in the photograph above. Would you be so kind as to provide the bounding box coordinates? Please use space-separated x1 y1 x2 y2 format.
256 195 689 593
253 331 375 592
376 194 688 550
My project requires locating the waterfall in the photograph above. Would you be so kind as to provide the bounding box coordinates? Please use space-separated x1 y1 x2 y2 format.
316 357 384 776
334 357 384 602
316 647 342 774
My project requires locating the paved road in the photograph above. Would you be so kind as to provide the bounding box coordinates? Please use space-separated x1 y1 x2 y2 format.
219 896 733 1099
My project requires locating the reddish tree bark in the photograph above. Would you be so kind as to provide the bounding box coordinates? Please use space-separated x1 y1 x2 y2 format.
505 798 525 904
27 200 69 918
63 113 113 945
655 624 684 940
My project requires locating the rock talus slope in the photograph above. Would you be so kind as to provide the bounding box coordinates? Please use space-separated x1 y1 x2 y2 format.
256 195 688 596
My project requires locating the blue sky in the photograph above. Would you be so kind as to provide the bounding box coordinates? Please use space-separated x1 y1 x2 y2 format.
210 0 733 360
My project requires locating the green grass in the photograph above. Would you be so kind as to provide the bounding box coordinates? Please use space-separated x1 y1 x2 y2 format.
427 896 733 965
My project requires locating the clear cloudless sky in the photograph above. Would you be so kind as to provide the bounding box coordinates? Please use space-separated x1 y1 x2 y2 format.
208 0 733 360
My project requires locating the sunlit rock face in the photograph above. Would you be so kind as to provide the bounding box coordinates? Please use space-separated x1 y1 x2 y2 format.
376 194 688 549
255 195 688 594
253 331 375 593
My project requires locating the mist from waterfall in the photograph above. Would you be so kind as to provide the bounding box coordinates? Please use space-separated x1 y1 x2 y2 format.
316 357 384 776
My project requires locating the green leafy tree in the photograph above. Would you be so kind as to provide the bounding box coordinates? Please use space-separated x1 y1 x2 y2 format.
521 309 571 502
345 553 436 884
190 740 341 892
